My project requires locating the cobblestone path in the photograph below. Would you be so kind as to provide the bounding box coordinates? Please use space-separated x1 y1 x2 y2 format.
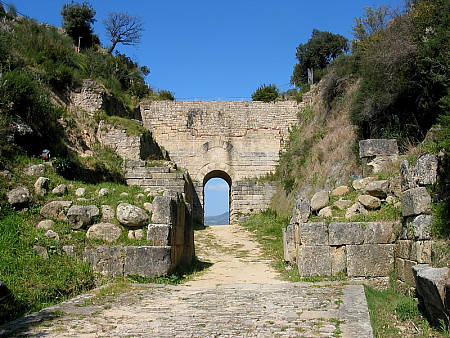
0 225 373 337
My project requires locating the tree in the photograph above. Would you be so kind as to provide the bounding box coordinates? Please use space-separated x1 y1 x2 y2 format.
61 1 98 50
290 29 348 87
251 84 279 102
103 12 144 54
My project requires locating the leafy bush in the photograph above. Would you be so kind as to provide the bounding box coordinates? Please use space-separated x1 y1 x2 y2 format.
251 84 279 102
157 90 175 101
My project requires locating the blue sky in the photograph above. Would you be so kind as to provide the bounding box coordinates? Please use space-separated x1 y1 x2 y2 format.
9 0 404 216
204 178 229 217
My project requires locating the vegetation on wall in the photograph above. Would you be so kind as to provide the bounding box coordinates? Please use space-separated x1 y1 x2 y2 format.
251 84 279 102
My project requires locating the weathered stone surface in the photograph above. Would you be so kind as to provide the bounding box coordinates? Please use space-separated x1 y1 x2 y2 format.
329 222 364 245
358 195 381 210
405 214 432 240
401 187 431 217
345 202 368 219
297 246 331 276
0 170 13 179
123 246 172 278
25 164 45 176
386 195 397 205
298 222 328 246
34 177 50 196
291 197 310 223
62 245 77 258
400 160 417 191
359 139 398 158
45 230 59 241
352 177 376 190
330 246 346 276
67 205 99 229
395 258 416 284
310 190 329 212
7 187 31 207
84 246 123 276
318 206 332 218
52 184 67 196
116 203 149 227
33 245 49 259
388 176 402 198
395 240 412 259
40 200 72 220
347 244 394 277
147 224 172 246
333 199 352 210
364 180 389 198
87 223 121 243
364 222 397 244
143 202 153 213
413 265 449 327
151 196 176 225
98 188 109 196
283 224 297 263
37 219 54 230
366 155 398 173
101 205 115 221
410 241 432 264
331 186 350 197
75 187 85 197
134 229 144 240
414 154 438 186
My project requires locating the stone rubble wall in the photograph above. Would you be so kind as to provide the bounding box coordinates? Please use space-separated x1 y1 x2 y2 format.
70 79 105 116
97 121 142 160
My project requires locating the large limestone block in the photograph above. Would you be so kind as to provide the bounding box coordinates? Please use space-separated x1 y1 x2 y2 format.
359 139 398 158
410 241 432 264
400 160 417 191
414 154 438 186
116 203 149 227
331 185 350 197
7 186 31 207
84 246 124 276
395 257 416 284
364 222 397 244
330 246 346 276
310 190 329 212
298 222 328 246
401 187 431 217
395 240 412 259
40 200 72 220
123 246 172 278
151 196 177 225
329 222 364 245
297 245 331 277
405 214 432 240
291 197 310 223
67 205 99 229
352 177 376 191
412 265 449 327
147 224 172 246
364 180 389 198
347 244 394 277
87 223 122 243
283 224 297 263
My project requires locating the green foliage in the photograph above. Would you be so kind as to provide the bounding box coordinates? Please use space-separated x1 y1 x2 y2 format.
251 84 279 102
61 1 98 49
157 90 175 101
291 29 348 87
431 202 450 239
395 297 420 321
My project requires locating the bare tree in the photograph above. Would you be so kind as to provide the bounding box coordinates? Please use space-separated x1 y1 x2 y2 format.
104 12 144 54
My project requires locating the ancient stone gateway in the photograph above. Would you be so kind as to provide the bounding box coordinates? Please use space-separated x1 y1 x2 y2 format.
140 101 300 224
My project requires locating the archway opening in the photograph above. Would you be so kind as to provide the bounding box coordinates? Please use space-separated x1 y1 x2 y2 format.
203 170 231 226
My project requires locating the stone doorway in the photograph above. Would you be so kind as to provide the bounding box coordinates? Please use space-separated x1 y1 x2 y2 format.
203 170 232 225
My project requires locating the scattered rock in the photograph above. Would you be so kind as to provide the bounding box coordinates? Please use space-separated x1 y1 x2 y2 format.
359 139 398 157
414 154 438 186
331 185 350 196
33 245 49 259
406 214 432 240
116 203 149 227
345 202 368 219
367 155 398 173
290 197 310 223
52 184 67 196
75 187 86 197
400 160 417 191
386 196 396 205
25 164 45 176
128 230 135 240
333 199 352 210
34 177 50 197
143 202 153 213
67 205 99 229
87 223 122 243
98 188 109 196
352 176 376 190
388 176 402 198
45 230 59 241
0 170 12 179
7 187 31 207
401 187 431 217
318 206 333 218
62 245 77 258
136 193 145 199
134 229 144 240
120 192 129 197
37 219 54 230
358 195 381 210
364 180 389 198
101 205 115 221
40 200 73 220
310 190 329 212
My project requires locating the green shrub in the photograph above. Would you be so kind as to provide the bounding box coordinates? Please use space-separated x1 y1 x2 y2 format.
251 84 279 102
157 90 175 101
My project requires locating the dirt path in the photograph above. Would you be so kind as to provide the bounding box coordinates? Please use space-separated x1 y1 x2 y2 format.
185 224 281 287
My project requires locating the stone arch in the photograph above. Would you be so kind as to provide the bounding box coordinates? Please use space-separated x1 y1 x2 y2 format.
202 170 232 225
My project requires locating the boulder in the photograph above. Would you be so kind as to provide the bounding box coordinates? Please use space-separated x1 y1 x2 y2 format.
318 206 333 218
367 155 398 173
101 205 115 221
333 199 352 210
116 203 149 227
310 190 329 212
37 219 54 230
87 223 122 243
67 205 99 229
412 265 449 327
359 139 398 158
401 187 431 217
143 202 153 213
33 245 49 259
75 187 86 197
405 214 432 240
291 197 310 223
352 176 376 190
331 185 350 196
52 184 67 196
364 180 389 198
7 187 31 207
134 229 144 240
98 188 109 196
25 164 45 176
34 177 50 196
120 192 129 197
400 160 417 191
0 170 13 179
40 200 72 220
62 245 77 259
45 230 59 241
414 154 438 186
151 196 177 225
388 176 402 198
345 202 368 219
386 196 396 205
147 224 172 246
358 195 381 210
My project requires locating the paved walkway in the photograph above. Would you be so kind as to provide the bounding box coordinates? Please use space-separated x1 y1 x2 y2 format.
0 224 373 337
